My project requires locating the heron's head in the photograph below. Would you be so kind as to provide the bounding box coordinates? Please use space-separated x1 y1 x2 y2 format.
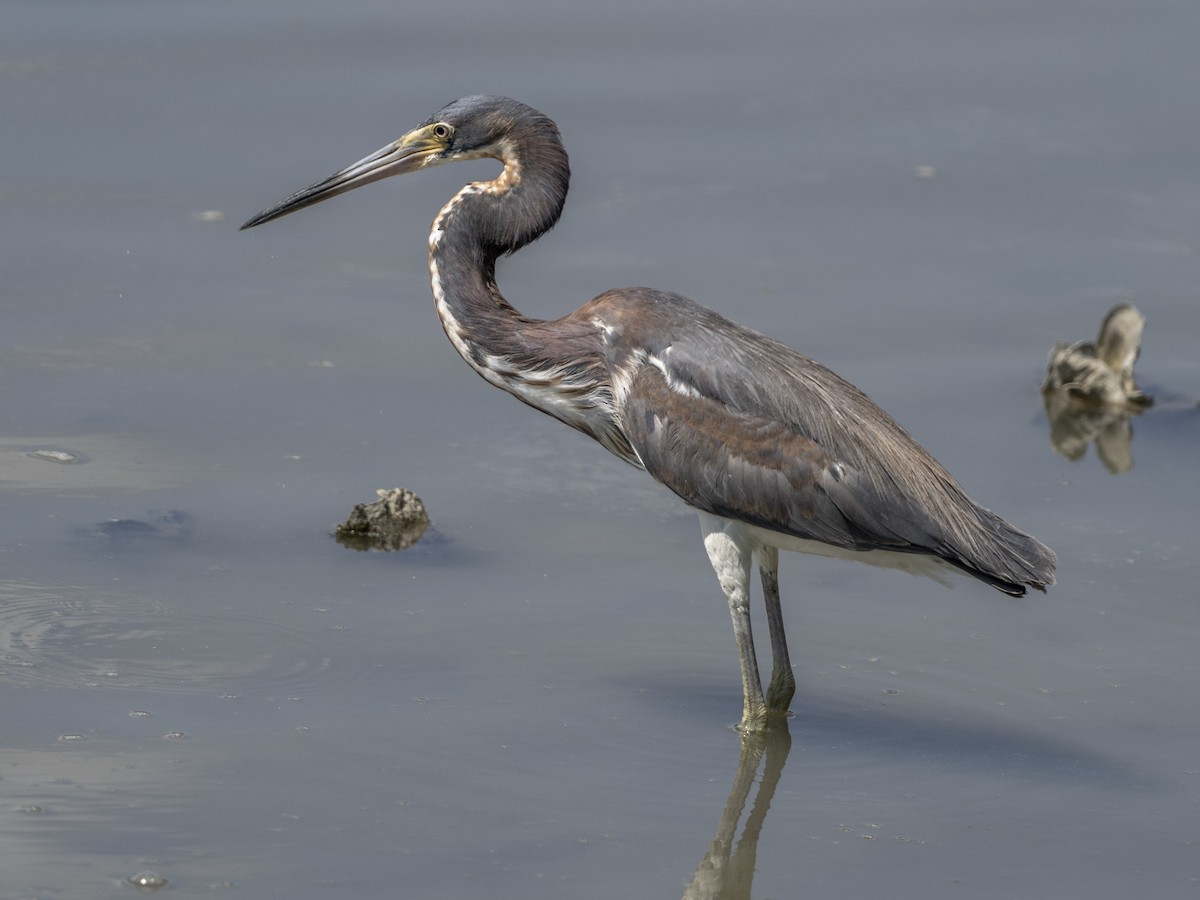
240 95 561 231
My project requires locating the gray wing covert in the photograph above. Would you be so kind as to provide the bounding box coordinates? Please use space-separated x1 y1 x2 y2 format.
619 360 951 554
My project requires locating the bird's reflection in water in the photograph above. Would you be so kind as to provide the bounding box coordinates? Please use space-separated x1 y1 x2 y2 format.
1041 303 1152 474
682 722 792 900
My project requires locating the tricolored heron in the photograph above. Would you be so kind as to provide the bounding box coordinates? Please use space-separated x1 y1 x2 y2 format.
242 95 1056 732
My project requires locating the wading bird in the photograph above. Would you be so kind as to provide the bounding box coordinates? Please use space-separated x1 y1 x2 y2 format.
242 96 1056 732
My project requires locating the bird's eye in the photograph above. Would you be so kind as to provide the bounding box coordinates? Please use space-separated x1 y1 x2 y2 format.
432 123 451 140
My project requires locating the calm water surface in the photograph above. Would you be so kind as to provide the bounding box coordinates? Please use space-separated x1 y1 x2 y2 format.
3 1 1198 897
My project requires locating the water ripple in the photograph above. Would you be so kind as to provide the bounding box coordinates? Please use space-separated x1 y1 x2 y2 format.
0 580 330 696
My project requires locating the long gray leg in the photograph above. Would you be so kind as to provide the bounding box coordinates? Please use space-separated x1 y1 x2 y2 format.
758 545 795 715
699 513 767 731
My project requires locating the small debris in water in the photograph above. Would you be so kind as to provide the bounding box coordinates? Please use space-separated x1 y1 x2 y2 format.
127 870 169 891
91 510 193 542
28 448 83 464
16 804 44 814
335 487 430 552
1041 303 1153 474
161 731 187 740
57 734 85 742
1042 302 1152 407
129 709 154 718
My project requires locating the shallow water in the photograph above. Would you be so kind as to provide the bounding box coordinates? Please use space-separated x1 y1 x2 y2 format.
3 1 1199 897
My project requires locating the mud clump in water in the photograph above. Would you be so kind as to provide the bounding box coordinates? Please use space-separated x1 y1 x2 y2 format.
335 487 430 552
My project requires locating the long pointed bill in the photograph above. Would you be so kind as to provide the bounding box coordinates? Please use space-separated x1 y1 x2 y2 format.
240 125 446 230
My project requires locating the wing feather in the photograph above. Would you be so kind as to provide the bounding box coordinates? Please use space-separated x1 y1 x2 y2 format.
594 289 1056 593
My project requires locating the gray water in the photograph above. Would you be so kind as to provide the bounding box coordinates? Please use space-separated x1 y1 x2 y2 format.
3 1 1199 897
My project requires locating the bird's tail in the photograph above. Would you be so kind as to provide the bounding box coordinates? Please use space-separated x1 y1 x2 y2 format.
948 509 1057 597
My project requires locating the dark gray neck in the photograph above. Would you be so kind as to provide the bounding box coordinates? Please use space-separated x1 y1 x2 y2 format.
424 137 635 463
427 128 569 368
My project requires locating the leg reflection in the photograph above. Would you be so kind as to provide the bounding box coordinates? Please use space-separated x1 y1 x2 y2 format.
682 721 793 900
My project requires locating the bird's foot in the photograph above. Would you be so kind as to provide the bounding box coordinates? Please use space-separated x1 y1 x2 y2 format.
737 676 796 731
765 674 796 716
735 707 792 734
735 700 770 734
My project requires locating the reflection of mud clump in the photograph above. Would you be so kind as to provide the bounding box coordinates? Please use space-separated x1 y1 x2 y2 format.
335 488 430 552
